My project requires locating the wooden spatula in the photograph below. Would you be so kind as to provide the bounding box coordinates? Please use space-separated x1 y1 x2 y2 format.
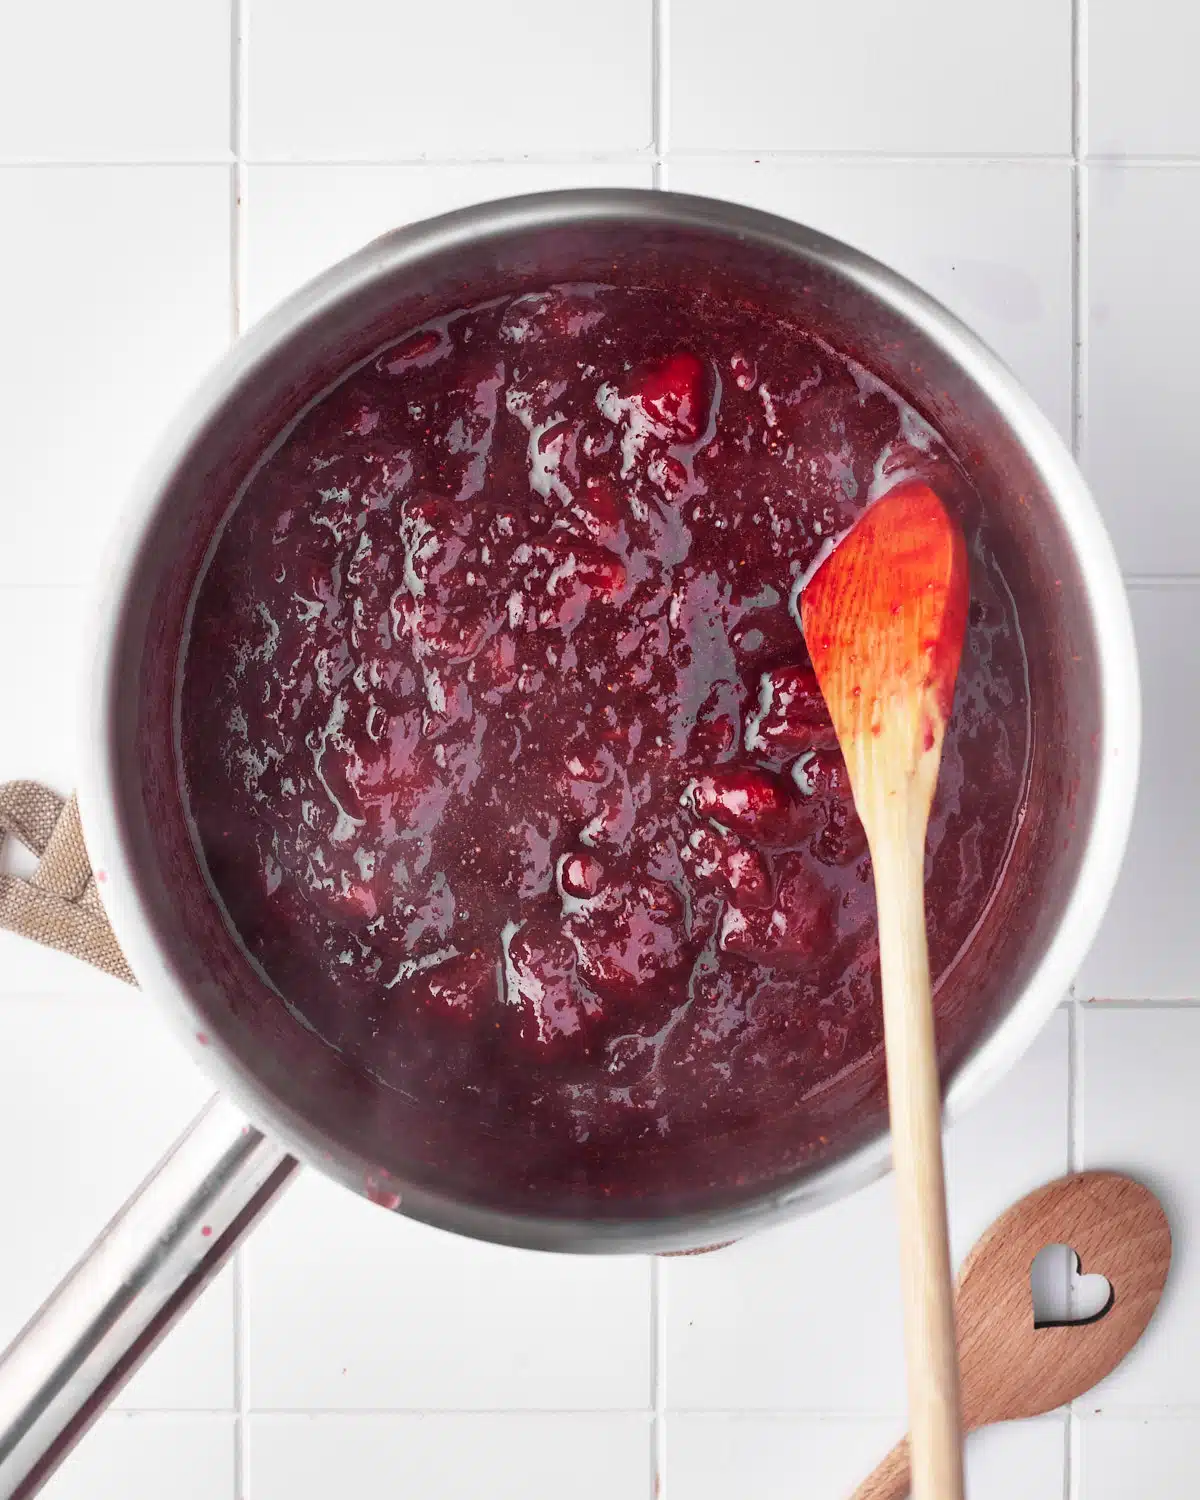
853 1171 1172 1499
802 480 970 1500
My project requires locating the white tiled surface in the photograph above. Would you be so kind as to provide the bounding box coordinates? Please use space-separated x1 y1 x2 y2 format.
243 1176 651 1410
1083 166 1200 575
667 0 1072 155
1087 0 1200 157
0 167 231 589
1077 1416 1200 1499
246 1415 652 1499
666 1414 1067 1500
0 3 232 161
44 1414 236 1500
2 4 1200 1497
246 2 653 160
1073 587 1200 999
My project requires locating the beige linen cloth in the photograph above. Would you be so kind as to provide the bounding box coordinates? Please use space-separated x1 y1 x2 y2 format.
0 780 134 984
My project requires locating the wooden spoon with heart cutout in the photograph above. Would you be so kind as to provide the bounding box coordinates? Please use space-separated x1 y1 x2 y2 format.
803 480 970 1500
853 1171 1172 1499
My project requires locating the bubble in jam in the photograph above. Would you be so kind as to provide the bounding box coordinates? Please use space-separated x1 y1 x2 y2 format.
179 281 1030 1179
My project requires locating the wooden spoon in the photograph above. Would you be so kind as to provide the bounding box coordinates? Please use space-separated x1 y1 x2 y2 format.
853 1171 1172 1499
802 480 970 1500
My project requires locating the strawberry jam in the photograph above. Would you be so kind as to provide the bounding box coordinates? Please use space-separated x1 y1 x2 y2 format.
180 282 1029 1183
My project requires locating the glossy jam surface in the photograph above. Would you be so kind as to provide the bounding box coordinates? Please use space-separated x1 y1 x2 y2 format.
180 283 1029 1190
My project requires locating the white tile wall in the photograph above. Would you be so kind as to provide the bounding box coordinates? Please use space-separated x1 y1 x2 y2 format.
1078 1415 1200 1498
245 2 654 160
0 167 231 591
668 0 1071 155
0 2 232 162
43 1414 235 1500
1087 0 1200 157
243 1174 651 1411
666 1413 1067 1500
2 2 1199 1496
1073 587 1200 1000
1083 166 1200 576
247 1414 651 1499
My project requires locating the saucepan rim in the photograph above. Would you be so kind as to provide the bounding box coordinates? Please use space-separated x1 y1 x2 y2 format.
78 188 1139 1253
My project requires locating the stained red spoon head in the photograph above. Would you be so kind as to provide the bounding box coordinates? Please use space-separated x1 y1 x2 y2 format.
800 480 969 769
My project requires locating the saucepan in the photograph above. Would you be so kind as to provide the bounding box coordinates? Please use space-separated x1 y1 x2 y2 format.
0 190 1138 1496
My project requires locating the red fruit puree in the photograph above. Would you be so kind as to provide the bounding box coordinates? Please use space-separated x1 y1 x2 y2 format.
180 282 1029 1185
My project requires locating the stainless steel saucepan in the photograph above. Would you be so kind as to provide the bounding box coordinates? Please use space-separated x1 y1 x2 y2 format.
0 190 1139 1496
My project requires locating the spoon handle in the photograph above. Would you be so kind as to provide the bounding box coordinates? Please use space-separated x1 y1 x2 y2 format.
871 814 963 1500
851 1435 910 1500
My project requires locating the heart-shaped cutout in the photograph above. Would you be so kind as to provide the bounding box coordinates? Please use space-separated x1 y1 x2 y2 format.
1031 1243 1114 1328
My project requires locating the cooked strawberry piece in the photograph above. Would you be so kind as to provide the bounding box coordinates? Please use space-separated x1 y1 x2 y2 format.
474 633 519 695
691 767 815 845
631 352 711 442
690 711 738 758
568 879 687 997
572 546 627 599
812 799 869 866
319 876 378 925
719 854 835 970
412 949 497 1024
684 825 772 909
397 597 489 663
562 746 611 784
730 352 757 390
747 665 839 754
578 778 636 850
506 919 596 1058
560 851 605 898
570 480 625 542
648 454 688 493
723 843 773 907
378 327 446 373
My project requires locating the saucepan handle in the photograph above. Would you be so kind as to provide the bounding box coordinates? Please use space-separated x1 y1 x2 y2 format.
0 1099 297 1498
0 783 298 1497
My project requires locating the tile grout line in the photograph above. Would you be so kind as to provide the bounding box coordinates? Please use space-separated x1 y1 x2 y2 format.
114 1403 1200 1419
234 1251 248 1498
231 2 249 1496
1077 996 1200 1007
652 0 669 190
1065 994 1082 1496
1069 0 1082 462
231 0 249 343
5 150 1200 170
1067 994 1081 1171
650 1256 666 1498
1067 0 1085 1490
1071 0 1091 457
